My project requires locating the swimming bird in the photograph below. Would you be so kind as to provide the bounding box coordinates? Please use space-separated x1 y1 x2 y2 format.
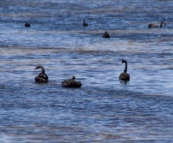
119 59 130 81
103 31 110 38
25 22 30 27
82 19 88 26
148 22 166 28
34 65 48 83
62 76 82 88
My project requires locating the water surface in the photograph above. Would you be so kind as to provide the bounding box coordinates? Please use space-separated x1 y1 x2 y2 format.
0 0 173 142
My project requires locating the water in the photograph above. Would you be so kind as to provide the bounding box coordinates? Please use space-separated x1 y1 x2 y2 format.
0 0 173 142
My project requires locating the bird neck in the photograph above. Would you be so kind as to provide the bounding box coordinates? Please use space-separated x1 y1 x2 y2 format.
160 22 164 28
40 66 45 74
83 20 86 25
124 61 128 73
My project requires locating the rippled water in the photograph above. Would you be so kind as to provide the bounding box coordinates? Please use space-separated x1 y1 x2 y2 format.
0 0 173 142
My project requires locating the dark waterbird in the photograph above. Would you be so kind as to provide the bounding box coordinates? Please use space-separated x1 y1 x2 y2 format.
148 22 166 28
119 59 130 81
62 76 82 88
25 22 30 27
34 65 48 83
82 19 88 26
103 31 110 38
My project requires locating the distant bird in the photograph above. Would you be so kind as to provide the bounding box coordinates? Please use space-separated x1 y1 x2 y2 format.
34 65 48 83
62 76 82 88
103 31 110 38
148 22 166 28
119 59 130 81
82 19 88 26
25 22 30 27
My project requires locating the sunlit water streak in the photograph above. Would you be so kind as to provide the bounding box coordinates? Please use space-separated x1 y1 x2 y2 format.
0 0 173 142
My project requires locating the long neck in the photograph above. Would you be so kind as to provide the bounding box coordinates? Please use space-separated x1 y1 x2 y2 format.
40 66 45 74
160 22 164 28
124 61 127 73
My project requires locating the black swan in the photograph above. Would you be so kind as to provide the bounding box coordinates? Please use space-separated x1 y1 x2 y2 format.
103 31 110 38
82 19 88 26
62 76 82 88
34 65 48 83
148 22 166 28
119 59 130 81
25 22 30 27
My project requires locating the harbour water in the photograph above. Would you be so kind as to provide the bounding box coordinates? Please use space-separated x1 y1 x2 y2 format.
0 0 173 142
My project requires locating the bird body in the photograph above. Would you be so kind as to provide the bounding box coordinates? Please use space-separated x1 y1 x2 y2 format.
25 22 30 27
148 22 166 28
119 72 130 81
103 31 110 38
82 19 88 26
119 59 130 81
34 65 48 83
62 76 82 88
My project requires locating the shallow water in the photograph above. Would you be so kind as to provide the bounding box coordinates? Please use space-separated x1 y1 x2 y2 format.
0 0 173 142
